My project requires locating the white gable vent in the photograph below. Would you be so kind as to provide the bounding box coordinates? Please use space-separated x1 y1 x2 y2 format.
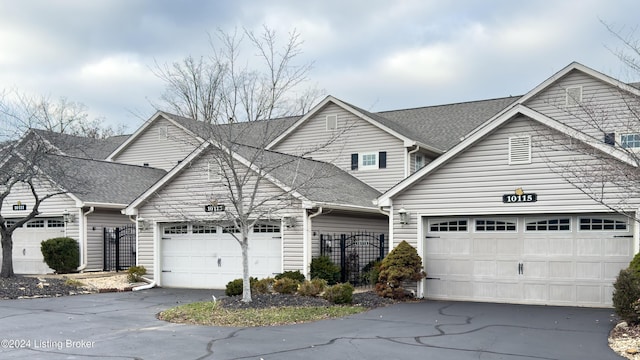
326 115 337 131
566 86 582 107
509 136 531 164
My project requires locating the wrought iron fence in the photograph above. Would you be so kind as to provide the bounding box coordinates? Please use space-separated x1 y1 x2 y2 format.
319 232 387 286
103 225 136 271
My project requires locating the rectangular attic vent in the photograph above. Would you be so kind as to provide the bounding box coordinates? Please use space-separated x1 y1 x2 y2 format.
509 136 531 164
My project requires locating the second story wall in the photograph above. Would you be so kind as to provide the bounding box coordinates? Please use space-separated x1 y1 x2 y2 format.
112 117 199 171
272 103 406 192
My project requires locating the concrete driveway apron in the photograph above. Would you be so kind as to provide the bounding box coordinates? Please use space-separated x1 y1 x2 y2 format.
0 288 620 359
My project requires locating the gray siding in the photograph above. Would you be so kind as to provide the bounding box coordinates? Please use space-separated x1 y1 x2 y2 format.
135 148 305 279
113 118 199 170
272 103 407 191
137 227 154 280
85 210 132 271
525 70 640 139
391 116 640 249
1 180 77 218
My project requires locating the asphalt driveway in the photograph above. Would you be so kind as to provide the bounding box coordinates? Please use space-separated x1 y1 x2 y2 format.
0 288 620 359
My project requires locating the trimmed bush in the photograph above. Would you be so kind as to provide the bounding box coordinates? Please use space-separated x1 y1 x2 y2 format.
275 270 306 283
375 240 426 299
629 252 640 275
310 256 340 285
273 277 300 294
613 269 640 323
225 277 257 296
40 237 79 274
323 283 354 304
252 277 274 294
298 278 327 297
127 265 147 282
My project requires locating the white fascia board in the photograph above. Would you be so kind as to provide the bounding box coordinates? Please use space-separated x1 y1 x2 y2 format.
313 202 381 214
518 62 640 105
124 142 211 214
80 202 128 209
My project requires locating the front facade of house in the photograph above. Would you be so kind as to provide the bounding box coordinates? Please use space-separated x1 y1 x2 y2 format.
378 63 640 307
3 62 639 308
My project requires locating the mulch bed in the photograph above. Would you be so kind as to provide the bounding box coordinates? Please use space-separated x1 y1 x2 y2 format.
0 276 91 299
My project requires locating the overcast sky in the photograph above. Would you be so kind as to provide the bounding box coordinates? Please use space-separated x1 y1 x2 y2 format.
1 1 639 132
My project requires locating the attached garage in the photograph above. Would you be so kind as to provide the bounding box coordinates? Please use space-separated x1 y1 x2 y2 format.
422 214 634 307
1 218 65 274
160 222 282 288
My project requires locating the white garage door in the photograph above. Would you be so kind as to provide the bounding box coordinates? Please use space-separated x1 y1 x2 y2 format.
423 214 634 307
0 218 64 274
160 222 282 288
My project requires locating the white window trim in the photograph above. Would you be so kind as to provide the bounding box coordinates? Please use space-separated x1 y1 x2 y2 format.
326 115 337 131
577 216 629 232
619 133 640 150
427 218 470 233
565 86 582 107
474 218 518 233
359 152 378 170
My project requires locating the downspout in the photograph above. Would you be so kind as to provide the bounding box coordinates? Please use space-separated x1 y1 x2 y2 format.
77 206 94 272
129 214 157 291
406 145 420 177
305 207 323 278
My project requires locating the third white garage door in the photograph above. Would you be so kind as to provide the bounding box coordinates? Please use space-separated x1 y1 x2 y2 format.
423 214 634 307
161 222 282 288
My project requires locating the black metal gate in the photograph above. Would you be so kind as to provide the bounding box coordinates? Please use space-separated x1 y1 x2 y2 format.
319 232 387 286
104 225 136 271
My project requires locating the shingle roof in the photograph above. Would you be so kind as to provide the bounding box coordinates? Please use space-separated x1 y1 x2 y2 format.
40 155 166 205
163 112 301 147
31 129 129 160
377 96 520 151
232 144 380 208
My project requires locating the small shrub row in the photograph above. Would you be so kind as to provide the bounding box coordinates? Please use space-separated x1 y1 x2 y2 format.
224 273 352 304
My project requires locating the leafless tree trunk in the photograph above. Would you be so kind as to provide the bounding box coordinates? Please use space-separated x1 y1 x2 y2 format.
153 26 344 302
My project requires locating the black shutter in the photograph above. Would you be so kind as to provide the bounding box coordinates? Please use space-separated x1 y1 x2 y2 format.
604 133 615 146
351 153 358 170
379 151 387 169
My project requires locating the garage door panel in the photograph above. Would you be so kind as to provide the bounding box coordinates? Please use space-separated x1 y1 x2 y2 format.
423 214 634 307
161 223 281 288
474 260 496 277
549 284 575 303
523 261 547 279
605 238 633 256
577 238 602 256
576 262 602 280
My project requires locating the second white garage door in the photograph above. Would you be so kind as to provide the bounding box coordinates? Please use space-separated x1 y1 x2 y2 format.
160 222 282 288
423 214 634 307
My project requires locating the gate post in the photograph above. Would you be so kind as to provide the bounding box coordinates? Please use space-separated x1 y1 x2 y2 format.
379 234 385 260
115 227 121 272
103 228 108 271
340 234 346 283
320 234 325 256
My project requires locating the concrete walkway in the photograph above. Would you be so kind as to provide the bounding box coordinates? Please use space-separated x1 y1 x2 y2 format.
0 288 620 359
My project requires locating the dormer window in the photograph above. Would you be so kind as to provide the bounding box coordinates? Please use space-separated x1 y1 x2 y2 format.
565 86 582 107
351 152 387 171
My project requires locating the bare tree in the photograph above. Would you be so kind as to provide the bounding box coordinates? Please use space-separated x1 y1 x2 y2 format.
0 89 127 140
533 24 640 221
0 134 88 277
153 27 345 302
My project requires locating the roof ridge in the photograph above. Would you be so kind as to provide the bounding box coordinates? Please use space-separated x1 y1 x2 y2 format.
376 95 522 114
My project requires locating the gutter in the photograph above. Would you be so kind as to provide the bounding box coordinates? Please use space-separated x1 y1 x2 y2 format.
77 206 95 272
